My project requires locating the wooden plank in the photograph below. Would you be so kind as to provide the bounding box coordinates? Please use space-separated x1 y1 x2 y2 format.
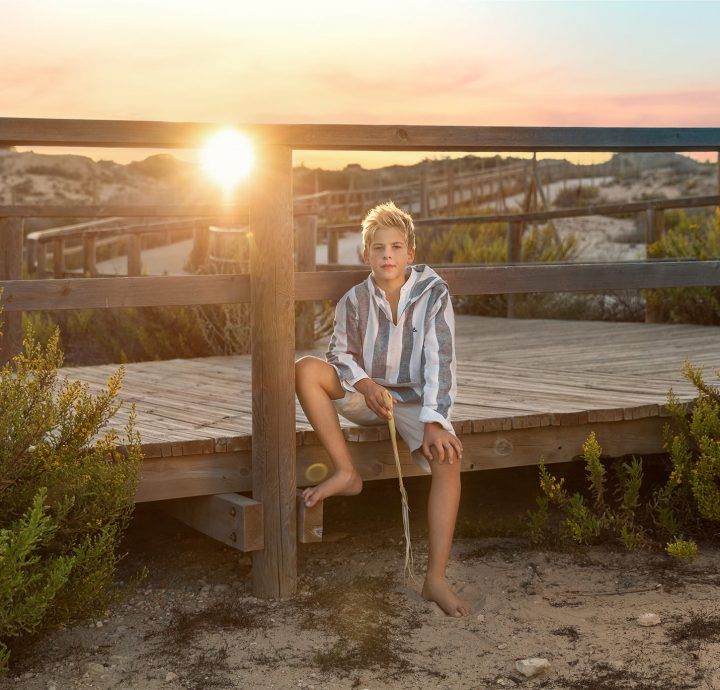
158 492 263 552
249 144 297 599
0 217 24 364
0 273 250 311
3 260 720 312
136 451 252 501
2 117 720 151
296 490 323 543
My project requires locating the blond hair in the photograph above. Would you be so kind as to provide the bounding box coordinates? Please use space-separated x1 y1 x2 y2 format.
361 200 416 252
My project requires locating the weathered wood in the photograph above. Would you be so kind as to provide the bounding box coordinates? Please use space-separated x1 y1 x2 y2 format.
296 490 323 543
82 234 97 277
2 117 720 151
0 217 24 364
327 230 339 264
295 214 317 348
158 492 263 552
322 194 720 232
249 144 297 598
53 238 65 278
191 222 210 268
127 234 142 276
3 261 720 313
420 167 429 218
36 241 47 276
0 274 250 311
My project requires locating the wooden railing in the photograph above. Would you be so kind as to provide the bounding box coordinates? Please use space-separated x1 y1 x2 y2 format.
1 117 719 601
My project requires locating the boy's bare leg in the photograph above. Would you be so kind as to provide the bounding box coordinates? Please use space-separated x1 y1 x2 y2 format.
295 356 363 508
421 458 470 617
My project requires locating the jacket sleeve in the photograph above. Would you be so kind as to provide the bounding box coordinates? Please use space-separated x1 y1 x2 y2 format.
419 286 457 435
325 293 371 390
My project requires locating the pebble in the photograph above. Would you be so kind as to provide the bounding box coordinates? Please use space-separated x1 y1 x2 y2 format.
515 657 551 678
497 643 508 650
637 612 661 627
87 662 107 675
165 671 178 682
476 613 485 622
495 679 517 687
214 584 230 593
95 620 103 628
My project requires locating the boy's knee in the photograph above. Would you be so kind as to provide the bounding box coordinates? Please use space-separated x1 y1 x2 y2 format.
295 356 320 388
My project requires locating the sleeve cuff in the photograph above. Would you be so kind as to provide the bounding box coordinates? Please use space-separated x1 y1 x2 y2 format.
419 406 456 435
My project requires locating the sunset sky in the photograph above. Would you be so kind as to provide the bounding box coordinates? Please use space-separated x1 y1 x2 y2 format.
3 0 719 170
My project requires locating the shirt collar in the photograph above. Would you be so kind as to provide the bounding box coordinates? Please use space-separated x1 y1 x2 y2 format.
367 265 417 301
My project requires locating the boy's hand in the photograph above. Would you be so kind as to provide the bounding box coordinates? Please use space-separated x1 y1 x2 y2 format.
422 422 464 464
355 378 396 420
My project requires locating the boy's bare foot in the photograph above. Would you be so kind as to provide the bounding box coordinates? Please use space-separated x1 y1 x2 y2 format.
422 576 470 617
302 468 363 508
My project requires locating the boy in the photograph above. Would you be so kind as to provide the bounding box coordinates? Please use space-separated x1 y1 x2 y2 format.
294 201 468 617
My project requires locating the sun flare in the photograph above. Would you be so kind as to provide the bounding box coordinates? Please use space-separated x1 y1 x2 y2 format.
200 128 254 191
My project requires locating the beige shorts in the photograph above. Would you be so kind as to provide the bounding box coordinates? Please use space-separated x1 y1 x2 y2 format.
331 391 432 474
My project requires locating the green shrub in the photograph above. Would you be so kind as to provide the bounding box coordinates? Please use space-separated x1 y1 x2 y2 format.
526 358 720 556
0 311 143 672
666 538 698 562
644 208 720 325
553 184 605 208
415 213 579 318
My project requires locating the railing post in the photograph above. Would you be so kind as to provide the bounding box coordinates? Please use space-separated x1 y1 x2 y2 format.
446 159 455 214
249 143 297 599
36 241 47 277
53 238 65 278
191 221 210 269
420 167 429 219
127 233 142 276
327 229 339 264
295 214 317 348
83 233 97 277
0 217 24 365
506 220 522 318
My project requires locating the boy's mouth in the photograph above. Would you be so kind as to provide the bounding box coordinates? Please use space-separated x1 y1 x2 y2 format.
381 264 396 269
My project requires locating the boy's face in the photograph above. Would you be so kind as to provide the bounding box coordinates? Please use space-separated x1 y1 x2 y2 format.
362 225 415 285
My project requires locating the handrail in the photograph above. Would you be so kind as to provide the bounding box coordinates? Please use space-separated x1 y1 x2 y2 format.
321 193 720 232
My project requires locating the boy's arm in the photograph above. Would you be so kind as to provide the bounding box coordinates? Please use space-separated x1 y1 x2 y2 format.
325 293 371 389
419 286 457 435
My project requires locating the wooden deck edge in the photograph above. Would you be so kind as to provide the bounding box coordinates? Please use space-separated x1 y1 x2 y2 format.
135 415 679 503
126 398 697 458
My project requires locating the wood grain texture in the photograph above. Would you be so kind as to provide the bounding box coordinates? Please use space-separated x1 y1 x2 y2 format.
249 144 296 598
2 117 720 151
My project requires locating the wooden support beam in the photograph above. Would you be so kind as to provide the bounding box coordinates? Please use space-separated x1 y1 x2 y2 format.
295 214 317 349
127 233 142 276
0 217 24 364
83 234 97 277
327 230 339 264
296 490 323 543
53 238 65 278
249 144 297 598
158 493 263 552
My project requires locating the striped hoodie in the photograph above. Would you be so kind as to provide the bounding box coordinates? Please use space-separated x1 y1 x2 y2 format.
325 263 457 435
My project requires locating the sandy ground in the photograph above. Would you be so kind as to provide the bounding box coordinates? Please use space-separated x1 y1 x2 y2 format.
6 463 720 690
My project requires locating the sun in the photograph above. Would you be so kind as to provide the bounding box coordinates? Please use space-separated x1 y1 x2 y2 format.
200 128 254 192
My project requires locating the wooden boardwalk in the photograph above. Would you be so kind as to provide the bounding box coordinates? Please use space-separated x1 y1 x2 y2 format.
58 314 719 502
